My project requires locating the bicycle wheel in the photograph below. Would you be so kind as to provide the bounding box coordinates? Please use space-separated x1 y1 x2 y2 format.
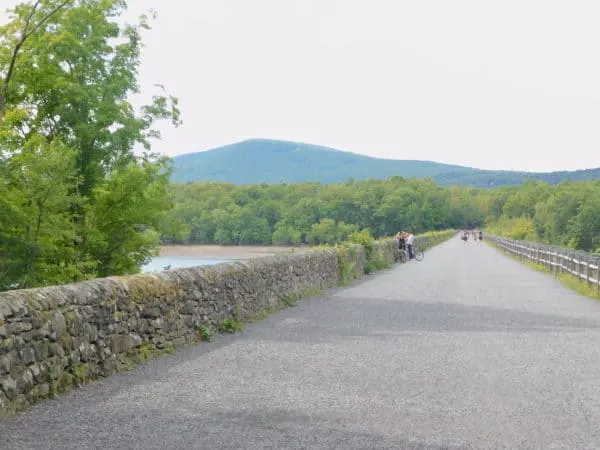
414 251 424 261
398 249 408 263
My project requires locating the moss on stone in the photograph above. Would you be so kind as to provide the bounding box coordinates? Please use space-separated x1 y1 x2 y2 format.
0 337 13 350
70 363 89 384
58 334 73 351
125 275 183 304
57 372 74 393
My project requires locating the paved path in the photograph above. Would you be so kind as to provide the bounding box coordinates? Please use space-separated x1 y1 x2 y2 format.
2 237 600 449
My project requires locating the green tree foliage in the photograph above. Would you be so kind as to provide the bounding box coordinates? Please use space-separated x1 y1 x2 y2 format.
479 181 600 252
168 177 599 254
166 178 481 246
0 0 180 290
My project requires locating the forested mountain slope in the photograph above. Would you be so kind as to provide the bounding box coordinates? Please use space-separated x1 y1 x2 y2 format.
171 139 600 187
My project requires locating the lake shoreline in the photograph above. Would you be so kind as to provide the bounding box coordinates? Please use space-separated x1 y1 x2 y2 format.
158 244 297 259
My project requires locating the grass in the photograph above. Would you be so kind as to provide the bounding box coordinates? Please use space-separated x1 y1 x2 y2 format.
488 241 600 301
218 319 244 333
198 325 214 341
138 344 153 360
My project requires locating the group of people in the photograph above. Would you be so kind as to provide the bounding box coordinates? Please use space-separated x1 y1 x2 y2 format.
461 229 483 243
393 229 483 260
395 231 415 259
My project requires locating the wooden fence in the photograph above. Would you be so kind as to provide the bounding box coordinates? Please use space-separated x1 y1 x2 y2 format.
488 235 600 293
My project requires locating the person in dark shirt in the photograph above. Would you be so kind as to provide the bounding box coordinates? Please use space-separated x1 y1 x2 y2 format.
395 231 406 250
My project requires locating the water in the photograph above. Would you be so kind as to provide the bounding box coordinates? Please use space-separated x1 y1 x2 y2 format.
141 256 237 273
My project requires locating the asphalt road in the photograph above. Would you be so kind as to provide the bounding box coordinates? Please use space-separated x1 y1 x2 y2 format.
2 237 600 449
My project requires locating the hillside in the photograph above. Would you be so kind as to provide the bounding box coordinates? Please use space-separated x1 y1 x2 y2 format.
170 139 600 187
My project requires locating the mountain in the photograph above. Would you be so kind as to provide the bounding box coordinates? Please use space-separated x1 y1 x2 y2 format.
170 139 600 187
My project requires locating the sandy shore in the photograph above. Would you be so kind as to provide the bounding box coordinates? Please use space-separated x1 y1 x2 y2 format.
159 245 298 259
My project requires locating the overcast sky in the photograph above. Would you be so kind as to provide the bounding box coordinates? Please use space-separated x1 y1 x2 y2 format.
4 0 600 171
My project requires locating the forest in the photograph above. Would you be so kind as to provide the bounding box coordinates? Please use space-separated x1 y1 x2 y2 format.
1 1 598 293
481 180 600 253
164 179 600 254
162 178 484 246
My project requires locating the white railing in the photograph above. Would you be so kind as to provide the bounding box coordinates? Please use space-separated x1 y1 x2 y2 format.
488 235 600 292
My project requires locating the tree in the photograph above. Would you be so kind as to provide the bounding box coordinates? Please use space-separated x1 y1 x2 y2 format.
308 219 338 245
0 0 181 289
85 159 172 276
0 133 85 289
0 0 72 127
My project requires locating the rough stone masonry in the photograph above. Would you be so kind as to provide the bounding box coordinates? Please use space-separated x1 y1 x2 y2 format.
0 235 444 418
0 243 369 418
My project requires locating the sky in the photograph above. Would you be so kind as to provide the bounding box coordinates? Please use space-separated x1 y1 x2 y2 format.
4 0 600 172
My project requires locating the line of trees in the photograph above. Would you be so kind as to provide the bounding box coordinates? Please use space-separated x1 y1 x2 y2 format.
478 180 600 253
162 178 485 246
163 178 600 254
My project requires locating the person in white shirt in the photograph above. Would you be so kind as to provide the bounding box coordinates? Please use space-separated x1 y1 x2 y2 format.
406 232 415 259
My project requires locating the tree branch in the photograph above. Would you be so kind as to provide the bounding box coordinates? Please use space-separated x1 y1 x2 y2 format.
24 0 72 40
0 0 73 127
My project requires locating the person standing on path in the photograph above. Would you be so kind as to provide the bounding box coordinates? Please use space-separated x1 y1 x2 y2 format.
395 231 406 251
406 231 415 259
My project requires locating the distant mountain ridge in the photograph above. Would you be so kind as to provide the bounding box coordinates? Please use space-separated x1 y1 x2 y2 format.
170 139 600 187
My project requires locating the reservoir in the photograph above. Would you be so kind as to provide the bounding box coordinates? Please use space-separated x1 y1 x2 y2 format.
141 245 293 273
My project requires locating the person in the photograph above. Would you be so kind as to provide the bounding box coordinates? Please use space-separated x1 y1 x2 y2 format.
406 231 415 259
395 231 406 251
478 230 483 242
462 230 468 243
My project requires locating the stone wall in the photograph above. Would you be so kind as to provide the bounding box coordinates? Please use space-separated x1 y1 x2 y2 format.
0 234 453 418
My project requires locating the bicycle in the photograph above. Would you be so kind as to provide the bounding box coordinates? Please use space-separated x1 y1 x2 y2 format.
398 246 424 262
